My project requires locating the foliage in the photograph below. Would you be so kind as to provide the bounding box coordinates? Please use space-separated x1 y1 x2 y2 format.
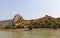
29 21 42 28
16 25 24 28
4 25 12 29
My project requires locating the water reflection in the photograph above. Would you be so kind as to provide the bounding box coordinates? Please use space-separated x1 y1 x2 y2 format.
13 30 53 38
0 30 60 38
0 31 13 38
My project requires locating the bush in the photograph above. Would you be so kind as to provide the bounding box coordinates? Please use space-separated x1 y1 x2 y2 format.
29 22 41 28
4 25 11 29
16 26 24 28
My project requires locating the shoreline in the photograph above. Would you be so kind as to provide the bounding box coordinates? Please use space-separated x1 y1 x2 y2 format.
0 28 60 31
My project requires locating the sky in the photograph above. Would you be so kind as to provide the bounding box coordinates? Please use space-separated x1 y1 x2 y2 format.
0 0 60 20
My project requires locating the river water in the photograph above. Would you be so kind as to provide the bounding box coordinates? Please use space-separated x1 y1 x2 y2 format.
0 29 60 38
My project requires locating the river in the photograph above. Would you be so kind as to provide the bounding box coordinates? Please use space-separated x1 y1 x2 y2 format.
0 29 60 38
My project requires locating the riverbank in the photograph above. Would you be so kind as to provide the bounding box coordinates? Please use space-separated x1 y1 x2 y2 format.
0 28 60 32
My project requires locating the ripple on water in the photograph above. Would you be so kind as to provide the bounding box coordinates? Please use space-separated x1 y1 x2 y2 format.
0 30 60 38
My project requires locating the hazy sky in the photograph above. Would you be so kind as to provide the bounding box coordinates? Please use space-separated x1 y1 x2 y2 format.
0 0 60 20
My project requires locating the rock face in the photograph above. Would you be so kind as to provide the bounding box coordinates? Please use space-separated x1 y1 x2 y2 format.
0 14 24 29
13 14 23 23
13 14 24 27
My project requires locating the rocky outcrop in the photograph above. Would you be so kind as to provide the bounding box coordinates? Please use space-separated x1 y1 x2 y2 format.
13 14 23 23
0 14 24 29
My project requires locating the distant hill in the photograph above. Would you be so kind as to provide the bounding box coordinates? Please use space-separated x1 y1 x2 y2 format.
0 20 13 29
